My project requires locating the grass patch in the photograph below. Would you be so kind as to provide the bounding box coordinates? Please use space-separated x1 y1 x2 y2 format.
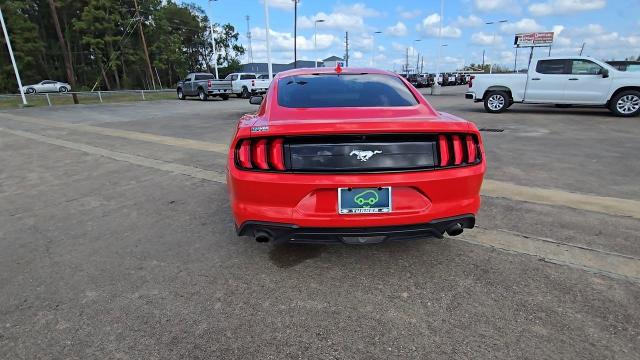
0 91 177 110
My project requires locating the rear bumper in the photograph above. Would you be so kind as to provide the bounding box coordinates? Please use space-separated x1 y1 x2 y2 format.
237 214 475 244
207 89 231 95
227 161 484 233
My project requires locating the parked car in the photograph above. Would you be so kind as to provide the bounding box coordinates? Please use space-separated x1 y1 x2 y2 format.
224 72 270 98
22 80 70 94
228 67 485 244
176 72 232 101
606 61 640 72
465 56 640 117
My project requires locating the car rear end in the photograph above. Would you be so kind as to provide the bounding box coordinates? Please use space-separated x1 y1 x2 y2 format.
251 78 270 94
227 69 485 244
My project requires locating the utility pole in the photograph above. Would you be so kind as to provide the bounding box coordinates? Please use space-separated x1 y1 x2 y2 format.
293 0 298 68
246 15 253 64
133 0 156 89
47 0 79 104
579 42 585 56
482 49 485 70
344 32 349 67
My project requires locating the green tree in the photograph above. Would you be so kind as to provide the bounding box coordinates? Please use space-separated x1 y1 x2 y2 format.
0 0 45 92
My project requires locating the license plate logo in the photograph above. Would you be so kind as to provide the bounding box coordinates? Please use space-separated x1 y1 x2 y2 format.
338 187 391 214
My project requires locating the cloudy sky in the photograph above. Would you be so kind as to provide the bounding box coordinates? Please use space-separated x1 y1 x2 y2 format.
193 0 640 71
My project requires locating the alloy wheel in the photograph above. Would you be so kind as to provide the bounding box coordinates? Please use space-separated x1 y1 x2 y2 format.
488 94 505 111
616 94 640 114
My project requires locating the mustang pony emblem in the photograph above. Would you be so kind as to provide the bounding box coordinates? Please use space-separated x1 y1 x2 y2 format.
349 150 382 162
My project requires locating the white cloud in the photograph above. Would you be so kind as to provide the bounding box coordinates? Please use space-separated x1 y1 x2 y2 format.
500 18 544 33
335 3 380 17
528 0 606 16
416 13 462 38
473 0 521 13
397 6 422 19
260 0 295 11
471 31 503 46
386 21 408 37
251 27 336 52
454 14 484 27
352 51 364 60
299 12 365 31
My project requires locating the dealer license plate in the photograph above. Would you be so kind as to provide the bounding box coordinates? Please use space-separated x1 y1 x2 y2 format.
338 187 392 214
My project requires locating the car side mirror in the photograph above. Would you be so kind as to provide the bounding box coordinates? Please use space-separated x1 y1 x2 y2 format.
249 95 263 105
601 69 609 78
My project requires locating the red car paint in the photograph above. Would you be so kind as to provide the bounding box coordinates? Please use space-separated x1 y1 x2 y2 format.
227 67 485 243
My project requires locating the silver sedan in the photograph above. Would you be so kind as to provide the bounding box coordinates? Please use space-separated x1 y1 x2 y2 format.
22 80 71 94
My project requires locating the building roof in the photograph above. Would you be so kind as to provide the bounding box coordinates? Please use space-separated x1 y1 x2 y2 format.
323 56 344 62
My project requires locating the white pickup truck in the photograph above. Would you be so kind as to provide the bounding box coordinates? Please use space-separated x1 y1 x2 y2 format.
465 56 640 117
224 73 271 98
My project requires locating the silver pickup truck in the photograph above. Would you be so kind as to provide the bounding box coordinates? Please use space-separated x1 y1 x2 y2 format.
177 73 233 101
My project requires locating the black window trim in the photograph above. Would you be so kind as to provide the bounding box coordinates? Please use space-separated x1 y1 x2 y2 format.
276 73 420 108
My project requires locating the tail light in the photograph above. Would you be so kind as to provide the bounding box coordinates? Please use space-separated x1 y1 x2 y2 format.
438 134 481 167
468 76 474 88
207 79 212 88
236 138 286 171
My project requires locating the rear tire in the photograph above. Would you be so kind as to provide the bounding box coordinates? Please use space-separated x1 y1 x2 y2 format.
609 90 640 117
484 91 509 113
177 88 185 100
241 87 251 99
198 88 208 101
58 86 68 93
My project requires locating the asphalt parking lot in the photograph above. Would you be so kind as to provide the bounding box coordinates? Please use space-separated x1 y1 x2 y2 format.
1 86 639 359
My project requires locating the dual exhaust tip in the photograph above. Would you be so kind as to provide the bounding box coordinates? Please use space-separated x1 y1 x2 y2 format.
255 231 273 243
252 223 465 243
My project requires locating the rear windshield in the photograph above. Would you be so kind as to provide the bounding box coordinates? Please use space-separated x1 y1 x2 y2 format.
277 74 418 108
194 74 215 81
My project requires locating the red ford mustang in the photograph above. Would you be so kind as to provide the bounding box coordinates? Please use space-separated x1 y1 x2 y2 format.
227 67 485 244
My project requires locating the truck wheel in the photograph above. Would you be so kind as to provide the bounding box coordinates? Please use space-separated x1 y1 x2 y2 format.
610 90 640 117
198 88 208 101
220 94 229 100
241 87 251 99
177 89 185 100
484 91 509 113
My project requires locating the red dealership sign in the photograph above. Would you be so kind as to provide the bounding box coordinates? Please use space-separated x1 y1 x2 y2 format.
514 32 554 47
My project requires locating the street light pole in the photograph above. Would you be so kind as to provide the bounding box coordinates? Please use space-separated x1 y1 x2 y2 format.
264 0 273 80
209 0 219 79
431 0 444 95
293 0 298 68
485 19 508 74
0 6 27 105
413 39 421 74
314 19 325 68
370 31 382 68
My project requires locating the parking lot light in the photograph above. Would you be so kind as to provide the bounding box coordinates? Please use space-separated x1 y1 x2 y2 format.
485 19 508 74
370 31 382 68
314 19 325 68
